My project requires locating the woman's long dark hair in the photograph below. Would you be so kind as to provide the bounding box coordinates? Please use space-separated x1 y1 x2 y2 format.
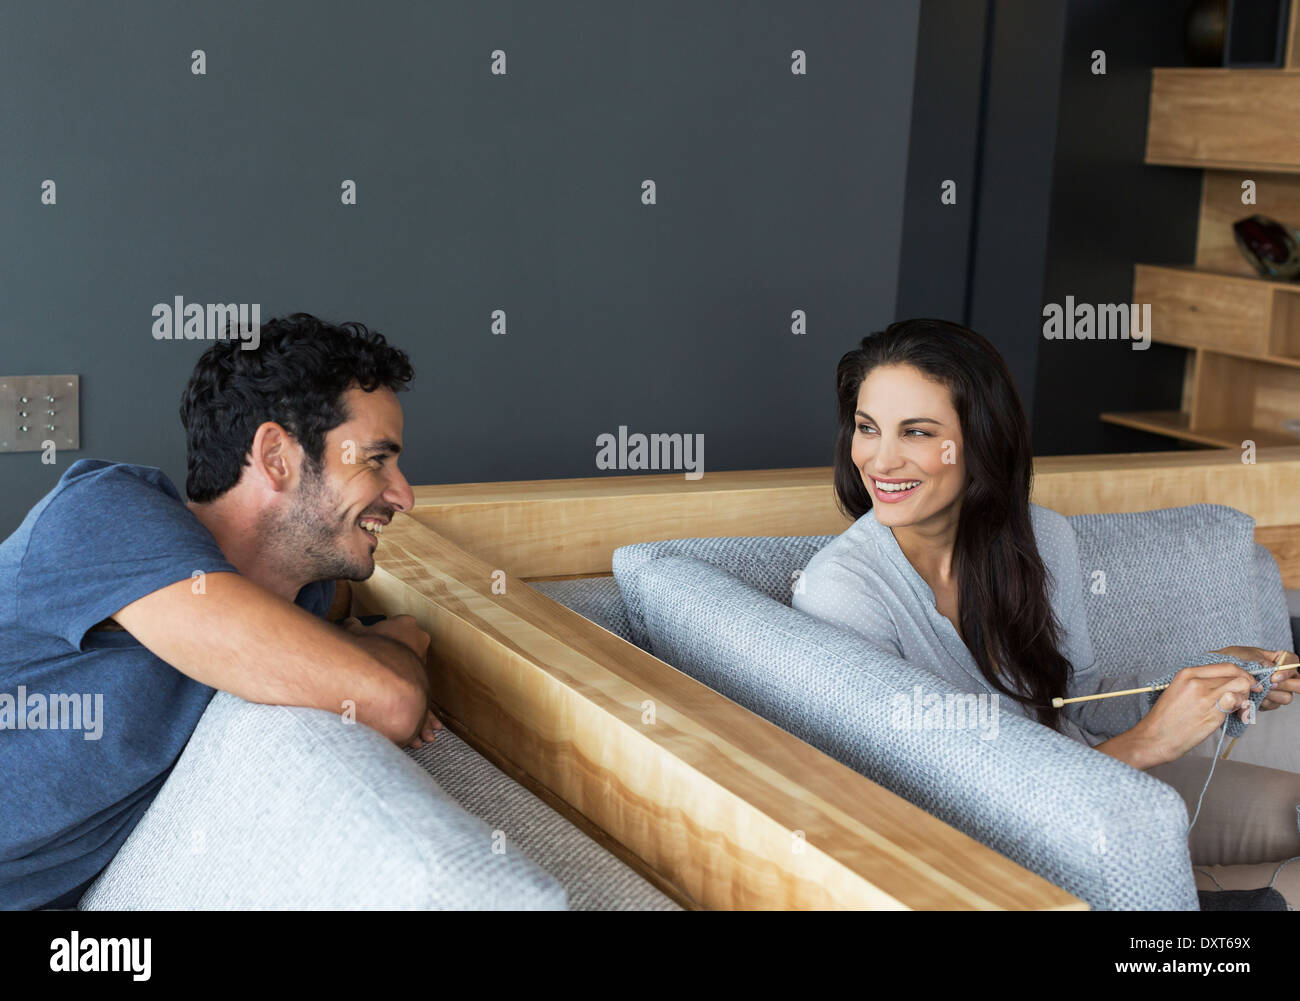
833 318 1069 730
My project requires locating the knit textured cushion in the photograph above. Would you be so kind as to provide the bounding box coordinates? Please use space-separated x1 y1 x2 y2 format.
528 576 636 644
405 729 680 910
613 535 836 648
1068 505 1265 678
610 510 1297 770
1146 651 1276 739
1066 505 1273 742
78 692 567 910
629 555 1199 911
1252 544 1294 655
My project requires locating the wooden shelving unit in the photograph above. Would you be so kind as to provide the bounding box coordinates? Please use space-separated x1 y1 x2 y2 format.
1100 0 1300 448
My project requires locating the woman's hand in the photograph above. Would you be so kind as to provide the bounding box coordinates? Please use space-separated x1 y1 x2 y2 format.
1210 646 1299 712
1122 662 1260 767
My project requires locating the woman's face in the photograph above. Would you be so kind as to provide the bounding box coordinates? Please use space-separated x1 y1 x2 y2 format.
852 363 966 530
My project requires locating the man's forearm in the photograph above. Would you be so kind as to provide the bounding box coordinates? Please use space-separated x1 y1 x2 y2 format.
348 632 430 700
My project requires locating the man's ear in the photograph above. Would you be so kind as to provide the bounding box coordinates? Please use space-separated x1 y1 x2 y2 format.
247 421 304 493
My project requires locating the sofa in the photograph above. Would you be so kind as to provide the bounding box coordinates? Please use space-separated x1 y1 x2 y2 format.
64 502 1297 910
554 503 1300 910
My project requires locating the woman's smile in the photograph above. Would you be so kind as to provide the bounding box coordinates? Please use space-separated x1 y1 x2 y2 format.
869 475 922 502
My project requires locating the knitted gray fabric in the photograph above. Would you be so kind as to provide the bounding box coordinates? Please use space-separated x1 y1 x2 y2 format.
612 504 1288 668
1146 652 1276 739
610 506 1286 749
1252 544 1294 654
1066 505 1273 740
527 576 637 644
406 730 680 911
80 692 567 910
612 534 836 649
627 555 1198 910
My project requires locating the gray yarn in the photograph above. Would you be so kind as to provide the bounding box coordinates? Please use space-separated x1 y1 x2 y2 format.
1146 651 1299 895
1145 652 1276 739
1188 724 1231 830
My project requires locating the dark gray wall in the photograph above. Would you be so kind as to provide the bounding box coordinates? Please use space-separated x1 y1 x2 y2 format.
0 0 921 536
896 0 1078 412
966 0 1071 404
1030 0 1204 454
893 0 989 324
896 0 1202 455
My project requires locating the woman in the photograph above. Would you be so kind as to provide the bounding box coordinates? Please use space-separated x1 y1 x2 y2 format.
792 317 1300 906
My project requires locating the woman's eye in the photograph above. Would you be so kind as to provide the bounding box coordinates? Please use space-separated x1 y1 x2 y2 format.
857 423 930 437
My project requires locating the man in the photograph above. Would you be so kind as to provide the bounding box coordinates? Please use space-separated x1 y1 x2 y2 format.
0 312 440 910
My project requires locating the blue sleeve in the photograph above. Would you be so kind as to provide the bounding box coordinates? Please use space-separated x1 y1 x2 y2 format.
299 578 337 619
15 464 240 651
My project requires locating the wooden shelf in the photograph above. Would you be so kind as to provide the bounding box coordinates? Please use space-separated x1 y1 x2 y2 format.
1112 4 1300 448
1144 262 1300 292
1100 410 1299 449
1146 68 1300 172
1152 339 1300 369
1134 263 1300 358
1195 171 1300 273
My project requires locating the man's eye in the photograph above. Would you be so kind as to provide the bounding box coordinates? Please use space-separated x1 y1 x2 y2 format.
369 456 386 467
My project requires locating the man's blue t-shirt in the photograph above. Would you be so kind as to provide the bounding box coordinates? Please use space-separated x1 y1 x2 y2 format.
0 459 334 909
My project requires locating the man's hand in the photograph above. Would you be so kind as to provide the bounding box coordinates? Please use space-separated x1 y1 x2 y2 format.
340 614 429 657
340 616 441 747
406 708 443 749
1211 646 1299 712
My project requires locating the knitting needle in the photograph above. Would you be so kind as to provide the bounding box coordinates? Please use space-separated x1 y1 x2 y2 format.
1051 659 1294 709
1052 684 1166 708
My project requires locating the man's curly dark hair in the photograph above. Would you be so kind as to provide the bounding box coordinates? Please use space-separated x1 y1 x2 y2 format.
180 312 414 503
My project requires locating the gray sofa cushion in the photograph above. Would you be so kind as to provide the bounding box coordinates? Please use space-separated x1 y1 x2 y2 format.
612 509 1299 773
630 554 1198 911
1253 545 1293 656
611 507 1291 728
612 505 1290 659
78 692 567 910
613 535 835 648
1069 505 1268 677
405 729 680 910
1063 505 1275 739
528 575 636 644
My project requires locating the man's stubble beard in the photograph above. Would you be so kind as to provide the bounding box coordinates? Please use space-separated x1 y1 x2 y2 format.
260 458 374 585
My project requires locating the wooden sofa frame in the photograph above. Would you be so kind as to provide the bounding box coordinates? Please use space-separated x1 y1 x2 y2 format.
351 446 1300 910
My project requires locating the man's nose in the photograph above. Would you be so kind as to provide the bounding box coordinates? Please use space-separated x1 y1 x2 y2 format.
385 468 415 513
